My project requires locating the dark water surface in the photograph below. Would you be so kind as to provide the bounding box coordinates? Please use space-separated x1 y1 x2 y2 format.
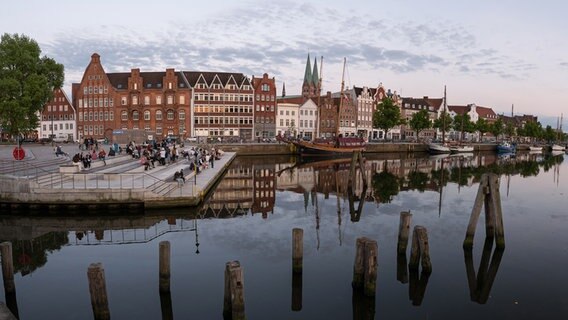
1 151 567 319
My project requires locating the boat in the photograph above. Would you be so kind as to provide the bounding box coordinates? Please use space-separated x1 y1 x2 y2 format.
497 141 516 153
281 57 365 156
428 142 451 154
551 144 566 151
529 145 543 152
449 144 474 153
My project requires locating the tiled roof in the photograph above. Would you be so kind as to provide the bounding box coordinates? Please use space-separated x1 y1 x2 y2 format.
183 71 250 87
106 71 188 90
447 105 470 115
277 96 304 104
475 106 496 118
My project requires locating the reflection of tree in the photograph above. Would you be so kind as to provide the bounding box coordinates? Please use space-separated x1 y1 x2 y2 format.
542 153 564 172
372 170 400 204
2 232 69 276
405 171 429 192
516 160 540 177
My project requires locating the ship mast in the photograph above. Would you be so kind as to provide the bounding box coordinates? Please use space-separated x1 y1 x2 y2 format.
442 86 447 143
337 57 346 137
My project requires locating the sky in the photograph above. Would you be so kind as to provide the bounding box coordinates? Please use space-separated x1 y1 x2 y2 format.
1 0 567 127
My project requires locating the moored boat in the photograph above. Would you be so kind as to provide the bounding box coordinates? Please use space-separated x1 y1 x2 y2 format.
449 145 474 153
529 145 543 152
497 141 516 153
551 144 566 151
428 142 451 154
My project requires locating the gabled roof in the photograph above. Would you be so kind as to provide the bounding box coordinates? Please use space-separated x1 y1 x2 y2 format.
277 95 304 104
183 71 250 88
447 105 470 115
475 106 497 118
425 98 443 111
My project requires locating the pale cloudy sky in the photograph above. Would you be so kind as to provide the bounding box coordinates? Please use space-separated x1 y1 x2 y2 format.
1 0 567 126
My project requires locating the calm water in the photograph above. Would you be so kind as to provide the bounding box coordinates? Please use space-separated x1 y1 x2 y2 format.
1 151 567 319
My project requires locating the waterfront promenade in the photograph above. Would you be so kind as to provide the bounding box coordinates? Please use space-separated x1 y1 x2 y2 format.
0 143 236 211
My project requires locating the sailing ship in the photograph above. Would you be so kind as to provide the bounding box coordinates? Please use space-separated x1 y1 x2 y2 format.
280 57 366 156
428 86 451 154
550 113 565 151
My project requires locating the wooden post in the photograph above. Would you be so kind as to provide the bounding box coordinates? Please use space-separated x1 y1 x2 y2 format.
397 211 412 254
159 241 171 292
348 151 358 188
159 291 174 320
291 271 302 311
352 237 367 289
0 242 15 294
408 226 432 274
0 302 17 320
223 261 245 320
87 263 110 320
292 228 303 273
363 239 378 297
464 173 505 249
396 252 408 284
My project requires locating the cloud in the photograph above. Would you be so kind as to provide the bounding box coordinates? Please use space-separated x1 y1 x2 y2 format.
39 0 537 94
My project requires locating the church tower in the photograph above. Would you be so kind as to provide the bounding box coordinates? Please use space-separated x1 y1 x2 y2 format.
301 54 320 101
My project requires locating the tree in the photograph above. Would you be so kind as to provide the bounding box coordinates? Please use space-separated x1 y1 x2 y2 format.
543 125 556 143
504 121 516 141
475 118 490 142
452 113 475 141
433 110 452 141
408 109 431 140
0 33 64 140
373 97 405 140
490 118 504 141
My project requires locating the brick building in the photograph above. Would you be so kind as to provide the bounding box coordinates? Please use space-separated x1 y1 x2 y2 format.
72 53 191 141
252 73 277 140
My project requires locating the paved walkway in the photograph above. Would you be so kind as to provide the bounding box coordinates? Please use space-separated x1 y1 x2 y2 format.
0 143 236 207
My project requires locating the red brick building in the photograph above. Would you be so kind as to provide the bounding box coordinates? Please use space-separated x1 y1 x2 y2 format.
252 73 277 140
72 53 191 141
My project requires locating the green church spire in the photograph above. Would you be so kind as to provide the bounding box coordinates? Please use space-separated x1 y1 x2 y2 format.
312 57 319 87
303 54 312 85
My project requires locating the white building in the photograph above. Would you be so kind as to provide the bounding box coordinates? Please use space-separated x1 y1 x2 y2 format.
298 99 318 140
276 102 299 137
39 88 77 142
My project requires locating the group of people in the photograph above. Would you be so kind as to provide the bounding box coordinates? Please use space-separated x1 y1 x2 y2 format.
71 148 110 169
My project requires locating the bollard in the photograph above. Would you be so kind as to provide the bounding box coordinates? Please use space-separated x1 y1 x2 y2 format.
292 228 303 273
0 242 15 294
159 241 171 292
87 263 110 320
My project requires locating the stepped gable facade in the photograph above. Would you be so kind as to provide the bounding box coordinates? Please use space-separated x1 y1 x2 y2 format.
252 73 277 139
39 87 77 142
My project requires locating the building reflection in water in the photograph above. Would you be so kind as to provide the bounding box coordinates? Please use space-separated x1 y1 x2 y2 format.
0 152 561 278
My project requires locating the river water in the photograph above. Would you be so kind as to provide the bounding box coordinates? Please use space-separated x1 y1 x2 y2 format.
1 151 567 319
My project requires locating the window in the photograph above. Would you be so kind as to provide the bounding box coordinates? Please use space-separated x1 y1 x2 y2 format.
132 111 139 120
94 112 98 121
179 110 185 120
167 95 173 105
144 110 150 120
121 111 128 121
167 110 174 120
121 97 127 105
104 98 108 107
94 86 98 94
109 112 114 121
261 84 270 91
83 87 88 94
179 95 185 104
144 96 150 105
156 96 162 104
156 110 162 120
132 95 138 105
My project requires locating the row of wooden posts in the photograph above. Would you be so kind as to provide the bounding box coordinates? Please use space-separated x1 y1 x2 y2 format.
0 174 505 318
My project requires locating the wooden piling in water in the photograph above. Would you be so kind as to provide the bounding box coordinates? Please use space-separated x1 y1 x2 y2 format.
397 211 412 254
87 262 110 320
363 239 378 297
352 237 378 296
291 271 303 311
352 237 367 289
292 228 303 273
408 226 432 274
223 261 245 320
463 173 505 249
159 241 171 293
0 242 15 294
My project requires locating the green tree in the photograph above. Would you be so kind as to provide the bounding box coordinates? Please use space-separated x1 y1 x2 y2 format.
409 109 431 140
490 118 504 141
475 118 490 142
543 125 556 143
373 97 405 140
0 33 64 140
433 110 452 140
452 113 475 141
505 121 516 141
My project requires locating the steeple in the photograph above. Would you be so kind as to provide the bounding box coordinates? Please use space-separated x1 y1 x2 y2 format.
312 58 319 87
282 82 286 97
303 54 312 85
